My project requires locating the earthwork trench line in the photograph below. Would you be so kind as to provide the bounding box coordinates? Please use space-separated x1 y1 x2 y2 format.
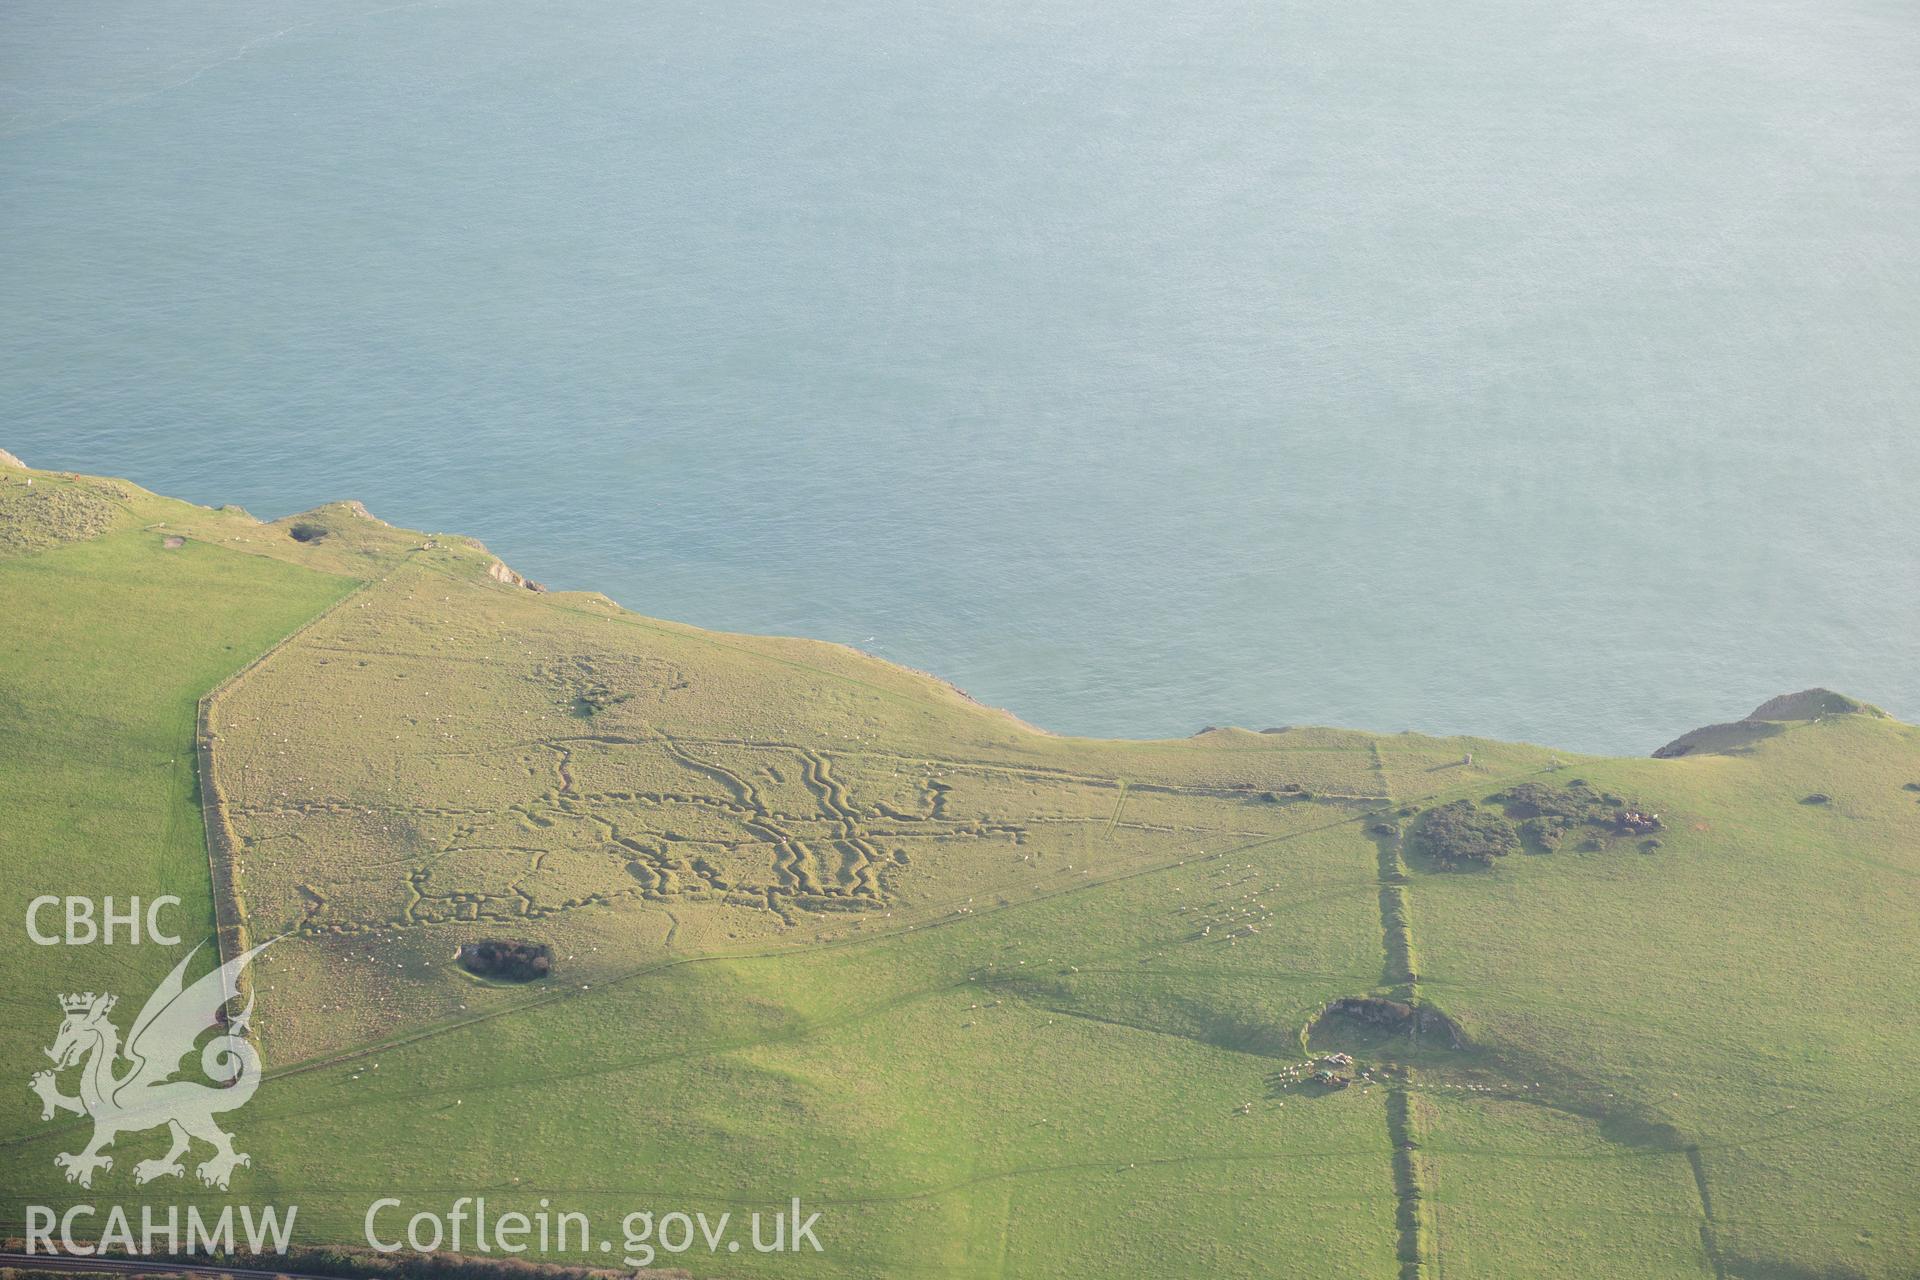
181 556 1560 1105
198 551 421 971
229 763 1550 1094
6 763 1556 1161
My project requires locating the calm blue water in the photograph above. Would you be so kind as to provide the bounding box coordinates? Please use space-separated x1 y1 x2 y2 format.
4 0 1916 754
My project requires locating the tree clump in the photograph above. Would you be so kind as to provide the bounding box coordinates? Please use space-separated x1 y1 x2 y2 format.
456 938 554 982
1320 996 1464 1047
1491 780 1662 850
1411 800 1519 868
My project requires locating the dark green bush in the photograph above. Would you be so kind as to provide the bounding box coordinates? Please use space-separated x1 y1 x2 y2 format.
1413 800 1518 868
1522 816 1567 851
456 938 553 981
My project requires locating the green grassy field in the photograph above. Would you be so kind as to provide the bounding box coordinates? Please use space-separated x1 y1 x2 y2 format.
0 473 355 1104
2 460 1915 1278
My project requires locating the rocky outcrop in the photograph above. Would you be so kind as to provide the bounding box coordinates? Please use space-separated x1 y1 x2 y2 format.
1747 688 1882 721
1654 689 1882 758
487 558 547 591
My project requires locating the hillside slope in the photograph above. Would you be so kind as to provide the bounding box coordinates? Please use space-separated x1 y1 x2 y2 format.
2 458 1914 1279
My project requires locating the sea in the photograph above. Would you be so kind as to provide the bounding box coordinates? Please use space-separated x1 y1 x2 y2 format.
3 0 1916 754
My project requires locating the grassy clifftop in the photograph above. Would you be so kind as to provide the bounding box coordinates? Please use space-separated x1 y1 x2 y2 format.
2 457 1915 1279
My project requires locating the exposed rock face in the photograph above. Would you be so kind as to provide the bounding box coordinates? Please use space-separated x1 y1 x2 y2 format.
487 558 546 591
0 447 25 469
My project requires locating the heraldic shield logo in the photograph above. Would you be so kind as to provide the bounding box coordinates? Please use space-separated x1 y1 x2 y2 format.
29 940 273 1190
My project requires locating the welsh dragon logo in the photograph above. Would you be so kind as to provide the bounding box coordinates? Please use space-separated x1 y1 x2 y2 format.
29 940 271 1190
